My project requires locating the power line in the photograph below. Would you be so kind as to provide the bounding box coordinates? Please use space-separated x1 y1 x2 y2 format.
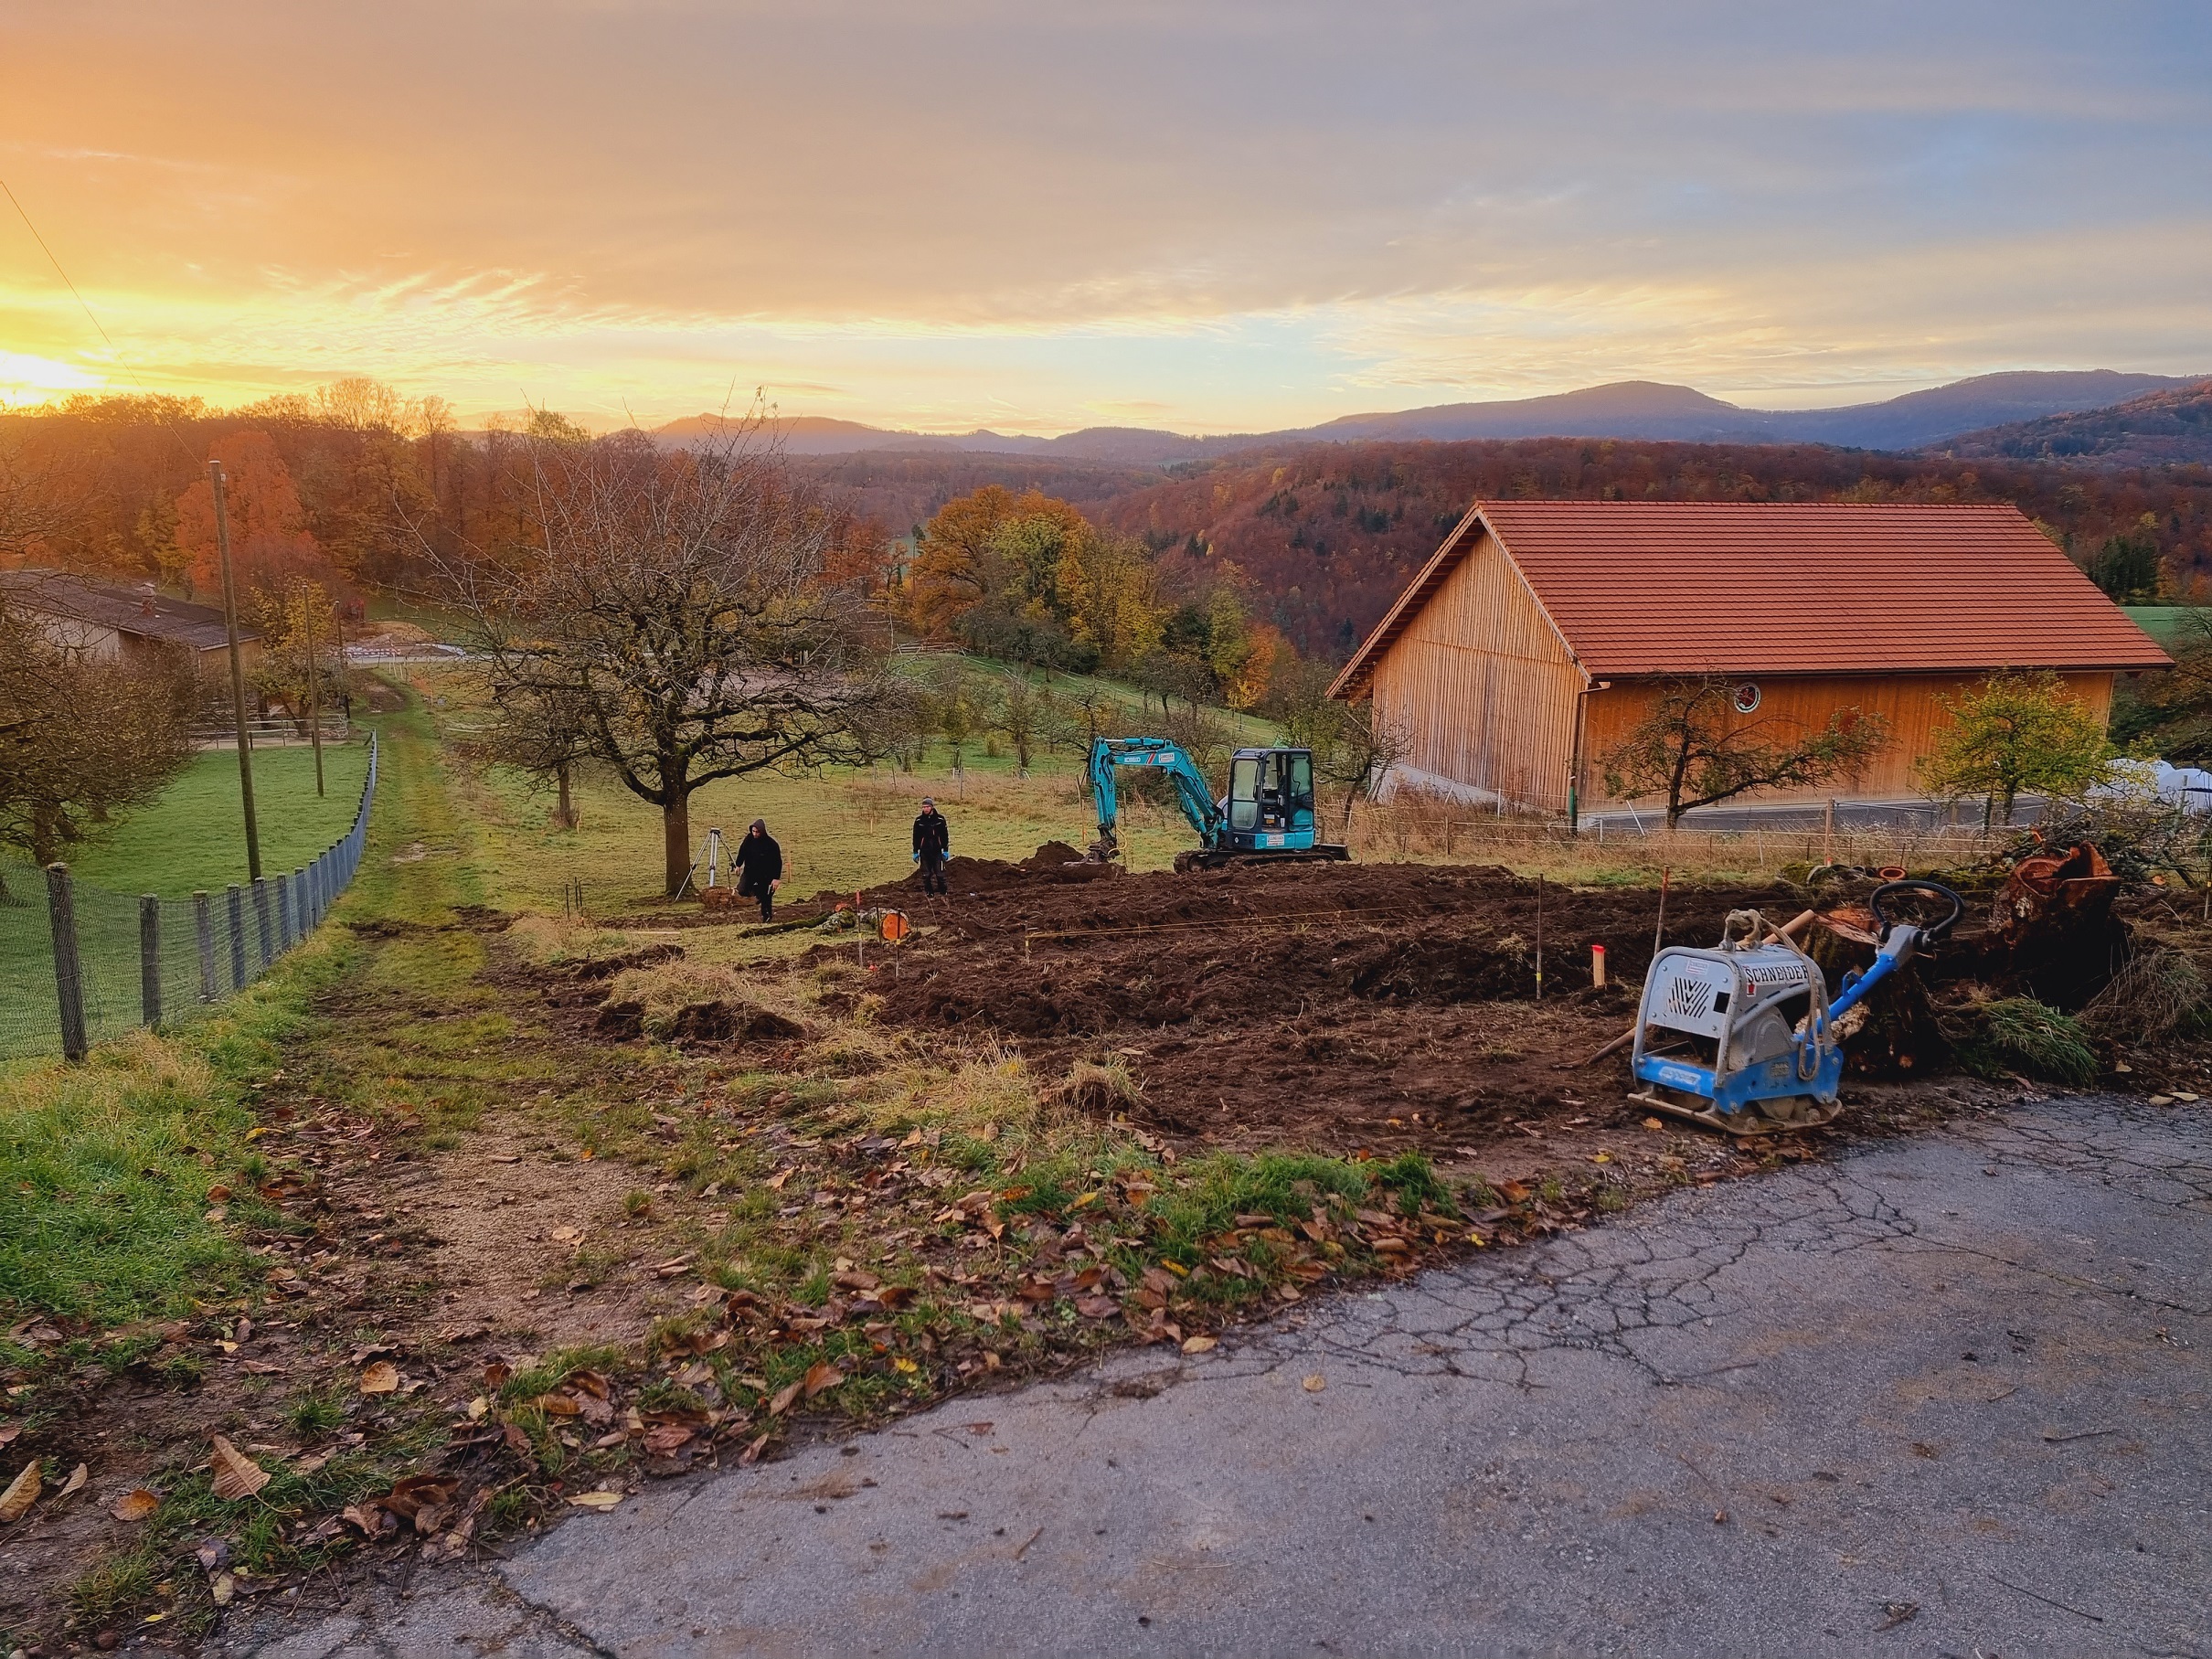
0 171 203 465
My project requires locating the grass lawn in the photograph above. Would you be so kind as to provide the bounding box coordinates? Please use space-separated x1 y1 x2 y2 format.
65 741 373 899
2123 606 2212 650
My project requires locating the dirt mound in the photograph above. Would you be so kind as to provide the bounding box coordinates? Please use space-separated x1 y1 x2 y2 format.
1022 840 1089 869
667 1001 808 1046
898 848 1119 893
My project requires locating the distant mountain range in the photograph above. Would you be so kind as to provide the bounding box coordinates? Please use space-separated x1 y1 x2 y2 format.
659 369 2207 464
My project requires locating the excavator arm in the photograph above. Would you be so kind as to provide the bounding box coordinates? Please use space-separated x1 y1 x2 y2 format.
1088 738 1223 859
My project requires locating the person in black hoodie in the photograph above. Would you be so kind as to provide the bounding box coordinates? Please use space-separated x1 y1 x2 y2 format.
912 796 951 896
733 819 782 920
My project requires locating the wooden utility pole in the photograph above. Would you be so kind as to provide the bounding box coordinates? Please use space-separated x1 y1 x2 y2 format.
299 582 325 797
210 460 262 878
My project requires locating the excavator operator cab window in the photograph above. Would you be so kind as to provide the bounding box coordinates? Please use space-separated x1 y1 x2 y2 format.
1287 750 1314 824
1228 756 1261 831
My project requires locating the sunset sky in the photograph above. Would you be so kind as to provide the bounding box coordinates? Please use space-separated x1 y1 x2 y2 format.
3 2 2207 433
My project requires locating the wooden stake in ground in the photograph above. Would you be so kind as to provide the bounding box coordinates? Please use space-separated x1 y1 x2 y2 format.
1535 875 1545 1001
1653 866 1670 962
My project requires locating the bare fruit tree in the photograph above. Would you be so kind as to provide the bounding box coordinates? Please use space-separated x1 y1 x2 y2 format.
0 590 195 873
1603 675 1887 828
431 415 896 895
1315 697 1409 835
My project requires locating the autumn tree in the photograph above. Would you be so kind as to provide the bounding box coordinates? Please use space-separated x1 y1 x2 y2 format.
984 668 1048 776
0 590 194 871
1603 677 1888 828
904 485 1164 672
431 415 897 895
1918 670 2112 826
921 656 978 773
172 431 329 599
246 581 347 738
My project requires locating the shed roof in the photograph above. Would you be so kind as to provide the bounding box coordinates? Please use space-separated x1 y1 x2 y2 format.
1330 500 2171 697
0 569 252 653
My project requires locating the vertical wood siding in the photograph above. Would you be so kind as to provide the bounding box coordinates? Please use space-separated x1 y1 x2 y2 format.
1577 671 2118 806
1369 529 1586 810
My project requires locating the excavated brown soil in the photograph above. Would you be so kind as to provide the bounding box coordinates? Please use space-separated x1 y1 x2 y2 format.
856 859 1824 1158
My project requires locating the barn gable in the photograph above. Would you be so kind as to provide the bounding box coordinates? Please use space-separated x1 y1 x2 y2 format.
1331 499 2172 815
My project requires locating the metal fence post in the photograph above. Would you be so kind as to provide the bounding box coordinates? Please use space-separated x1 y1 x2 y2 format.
196 890 217 1002
141 895 163 1028
276 872 293 952
251 877 273 968
228 883 248 990
46 864 87 1062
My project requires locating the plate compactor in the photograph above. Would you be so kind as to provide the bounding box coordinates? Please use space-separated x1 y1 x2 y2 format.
1630 880 1963 1134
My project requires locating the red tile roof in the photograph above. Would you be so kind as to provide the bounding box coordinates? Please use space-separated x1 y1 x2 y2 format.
1330 500 2171 696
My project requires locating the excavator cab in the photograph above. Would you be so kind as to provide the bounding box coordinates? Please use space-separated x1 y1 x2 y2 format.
1225 748 1317 850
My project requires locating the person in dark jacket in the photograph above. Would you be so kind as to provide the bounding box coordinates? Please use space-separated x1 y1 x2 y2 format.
912 797 951 896
733 819 783 920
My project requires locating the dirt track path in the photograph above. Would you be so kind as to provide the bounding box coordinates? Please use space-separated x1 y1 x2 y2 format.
229 1094 2210 1658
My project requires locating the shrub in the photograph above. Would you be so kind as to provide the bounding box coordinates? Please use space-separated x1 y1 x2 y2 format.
1951 996 2099 1086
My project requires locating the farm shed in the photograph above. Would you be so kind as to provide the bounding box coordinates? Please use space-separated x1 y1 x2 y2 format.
1327 500 2172 816
0 569 261 672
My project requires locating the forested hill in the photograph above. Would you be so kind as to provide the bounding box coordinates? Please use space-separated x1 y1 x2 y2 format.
1084 438 2212 660
1930 378 2212 468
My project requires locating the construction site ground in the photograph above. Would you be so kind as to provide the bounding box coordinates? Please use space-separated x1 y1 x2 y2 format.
852 856 2009 1172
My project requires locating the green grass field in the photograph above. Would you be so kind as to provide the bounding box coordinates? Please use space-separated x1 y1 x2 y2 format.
65 742 372 899
2124 606 2212 650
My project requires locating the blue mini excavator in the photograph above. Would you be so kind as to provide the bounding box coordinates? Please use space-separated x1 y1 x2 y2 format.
1086 737 1352 872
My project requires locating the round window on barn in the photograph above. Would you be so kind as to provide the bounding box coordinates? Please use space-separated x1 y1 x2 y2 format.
1732 682 1761 714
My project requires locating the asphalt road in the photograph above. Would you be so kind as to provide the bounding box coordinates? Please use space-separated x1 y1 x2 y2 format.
239 1097 2210 1659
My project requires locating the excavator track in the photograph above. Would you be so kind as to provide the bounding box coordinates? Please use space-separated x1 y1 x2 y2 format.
1173 845 1352 873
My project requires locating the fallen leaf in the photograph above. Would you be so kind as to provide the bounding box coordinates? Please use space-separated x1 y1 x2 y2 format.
484 1361 512 1389
768 1379 803 1416
643 1424 696 1456
112 1487 161 1522
567 1490 623 1510
0 1460 39 1521
357 1360 399 1395
210 1570 236 1605
893 1357 920 1375
1642 1116 1665 1131
534 1392 582 1418
802 1360 846 1400
58 1462 87 1499
1181 1335 1218 1355
0 1425 16 1448
1302 1374 1326 1393
209 1437 270 1501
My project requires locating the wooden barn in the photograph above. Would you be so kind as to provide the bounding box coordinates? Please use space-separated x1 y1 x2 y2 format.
1326 500 2172 817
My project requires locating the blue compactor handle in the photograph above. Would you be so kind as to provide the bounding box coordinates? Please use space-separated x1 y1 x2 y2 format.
1825 879 1965 1024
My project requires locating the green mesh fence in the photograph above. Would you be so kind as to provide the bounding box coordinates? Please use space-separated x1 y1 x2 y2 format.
0 736 378 1060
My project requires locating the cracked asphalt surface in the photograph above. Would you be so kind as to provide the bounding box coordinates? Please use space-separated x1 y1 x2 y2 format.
235 1097 2209 1658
